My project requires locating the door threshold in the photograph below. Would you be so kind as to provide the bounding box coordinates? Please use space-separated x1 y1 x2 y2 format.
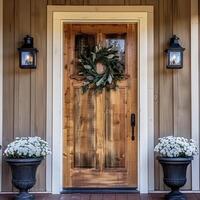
61 187 139 194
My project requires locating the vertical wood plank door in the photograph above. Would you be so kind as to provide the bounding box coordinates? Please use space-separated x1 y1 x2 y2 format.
63 24 137 188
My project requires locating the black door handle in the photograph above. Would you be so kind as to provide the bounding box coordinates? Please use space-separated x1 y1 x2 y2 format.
131 113 135 141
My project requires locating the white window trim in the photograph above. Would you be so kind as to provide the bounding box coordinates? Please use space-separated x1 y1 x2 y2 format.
47 6 154 194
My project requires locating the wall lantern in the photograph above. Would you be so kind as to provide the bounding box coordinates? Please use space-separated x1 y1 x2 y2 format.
165 35 185 69
18 35 38 69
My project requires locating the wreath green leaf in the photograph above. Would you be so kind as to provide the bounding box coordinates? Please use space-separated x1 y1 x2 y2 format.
72 44 129 93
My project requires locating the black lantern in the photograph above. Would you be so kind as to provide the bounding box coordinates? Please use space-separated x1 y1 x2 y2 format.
18 35 38 69
165 35 185 69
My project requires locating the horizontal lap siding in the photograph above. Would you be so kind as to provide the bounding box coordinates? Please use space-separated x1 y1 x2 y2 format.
2 0 193 191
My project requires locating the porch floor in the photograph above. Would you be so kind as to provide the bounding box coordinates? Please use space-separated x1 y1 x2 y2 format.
0 193 199 200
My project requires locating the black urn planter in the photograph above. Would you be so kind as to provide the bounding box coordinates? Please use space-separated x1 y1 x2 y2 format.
5 157 43 200
158 157 193 200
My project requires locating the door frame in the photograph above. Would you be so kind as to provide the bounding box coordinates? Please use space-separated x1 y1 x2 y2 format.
47 6 154 194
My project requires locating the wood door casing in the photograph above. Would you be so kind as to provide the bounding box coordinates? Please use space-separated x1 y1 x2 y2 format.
63 24 137 188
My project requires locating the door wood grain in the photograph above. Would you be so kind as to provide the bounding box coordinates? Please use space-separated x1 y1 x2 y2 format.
63 24 138 188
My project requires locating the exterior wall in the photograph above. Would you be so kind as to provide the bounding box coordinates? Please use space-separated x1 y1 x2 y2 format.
2 0 197 192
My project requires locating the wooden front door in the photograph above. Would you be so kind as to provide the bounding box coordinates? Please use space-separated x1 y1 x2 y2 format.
63 24 137 188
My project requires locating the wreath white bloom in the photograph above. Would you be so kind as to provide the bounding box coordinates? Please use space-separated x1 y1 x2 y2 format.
154 136 198 158
4 137 51 159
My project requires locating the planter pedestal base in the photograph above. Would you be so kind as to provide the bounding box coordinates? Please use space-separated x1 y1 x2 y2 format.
15 191 34 200
165 190 186 200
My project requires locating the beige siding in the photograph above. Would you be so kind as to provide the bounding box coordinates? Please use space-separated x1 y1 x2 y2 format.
3 0 194 191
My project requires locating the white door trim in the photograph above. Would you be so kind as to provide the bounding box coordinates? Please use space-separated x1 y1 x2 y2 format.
191 0 199 191
47 6 154 194
0 0 3 191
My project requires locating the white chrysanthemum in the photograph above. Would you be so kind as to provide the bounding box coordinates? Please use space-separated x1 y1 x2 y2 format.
4 137 51 159
154 136 199 158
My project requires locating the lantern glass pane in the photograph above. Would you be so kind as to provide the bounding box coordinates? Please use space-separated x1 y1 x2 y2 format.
169 51 181 66
21 51 34 66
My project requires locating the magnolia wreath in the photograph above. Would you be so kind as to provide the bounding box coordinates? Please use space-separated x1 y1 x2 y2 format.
71 45 129 93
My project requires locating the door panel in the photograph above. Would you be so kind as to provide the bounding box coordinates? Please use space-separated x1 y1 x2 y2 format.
63 24 137 188
105 89 126 168
74 88 96 168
